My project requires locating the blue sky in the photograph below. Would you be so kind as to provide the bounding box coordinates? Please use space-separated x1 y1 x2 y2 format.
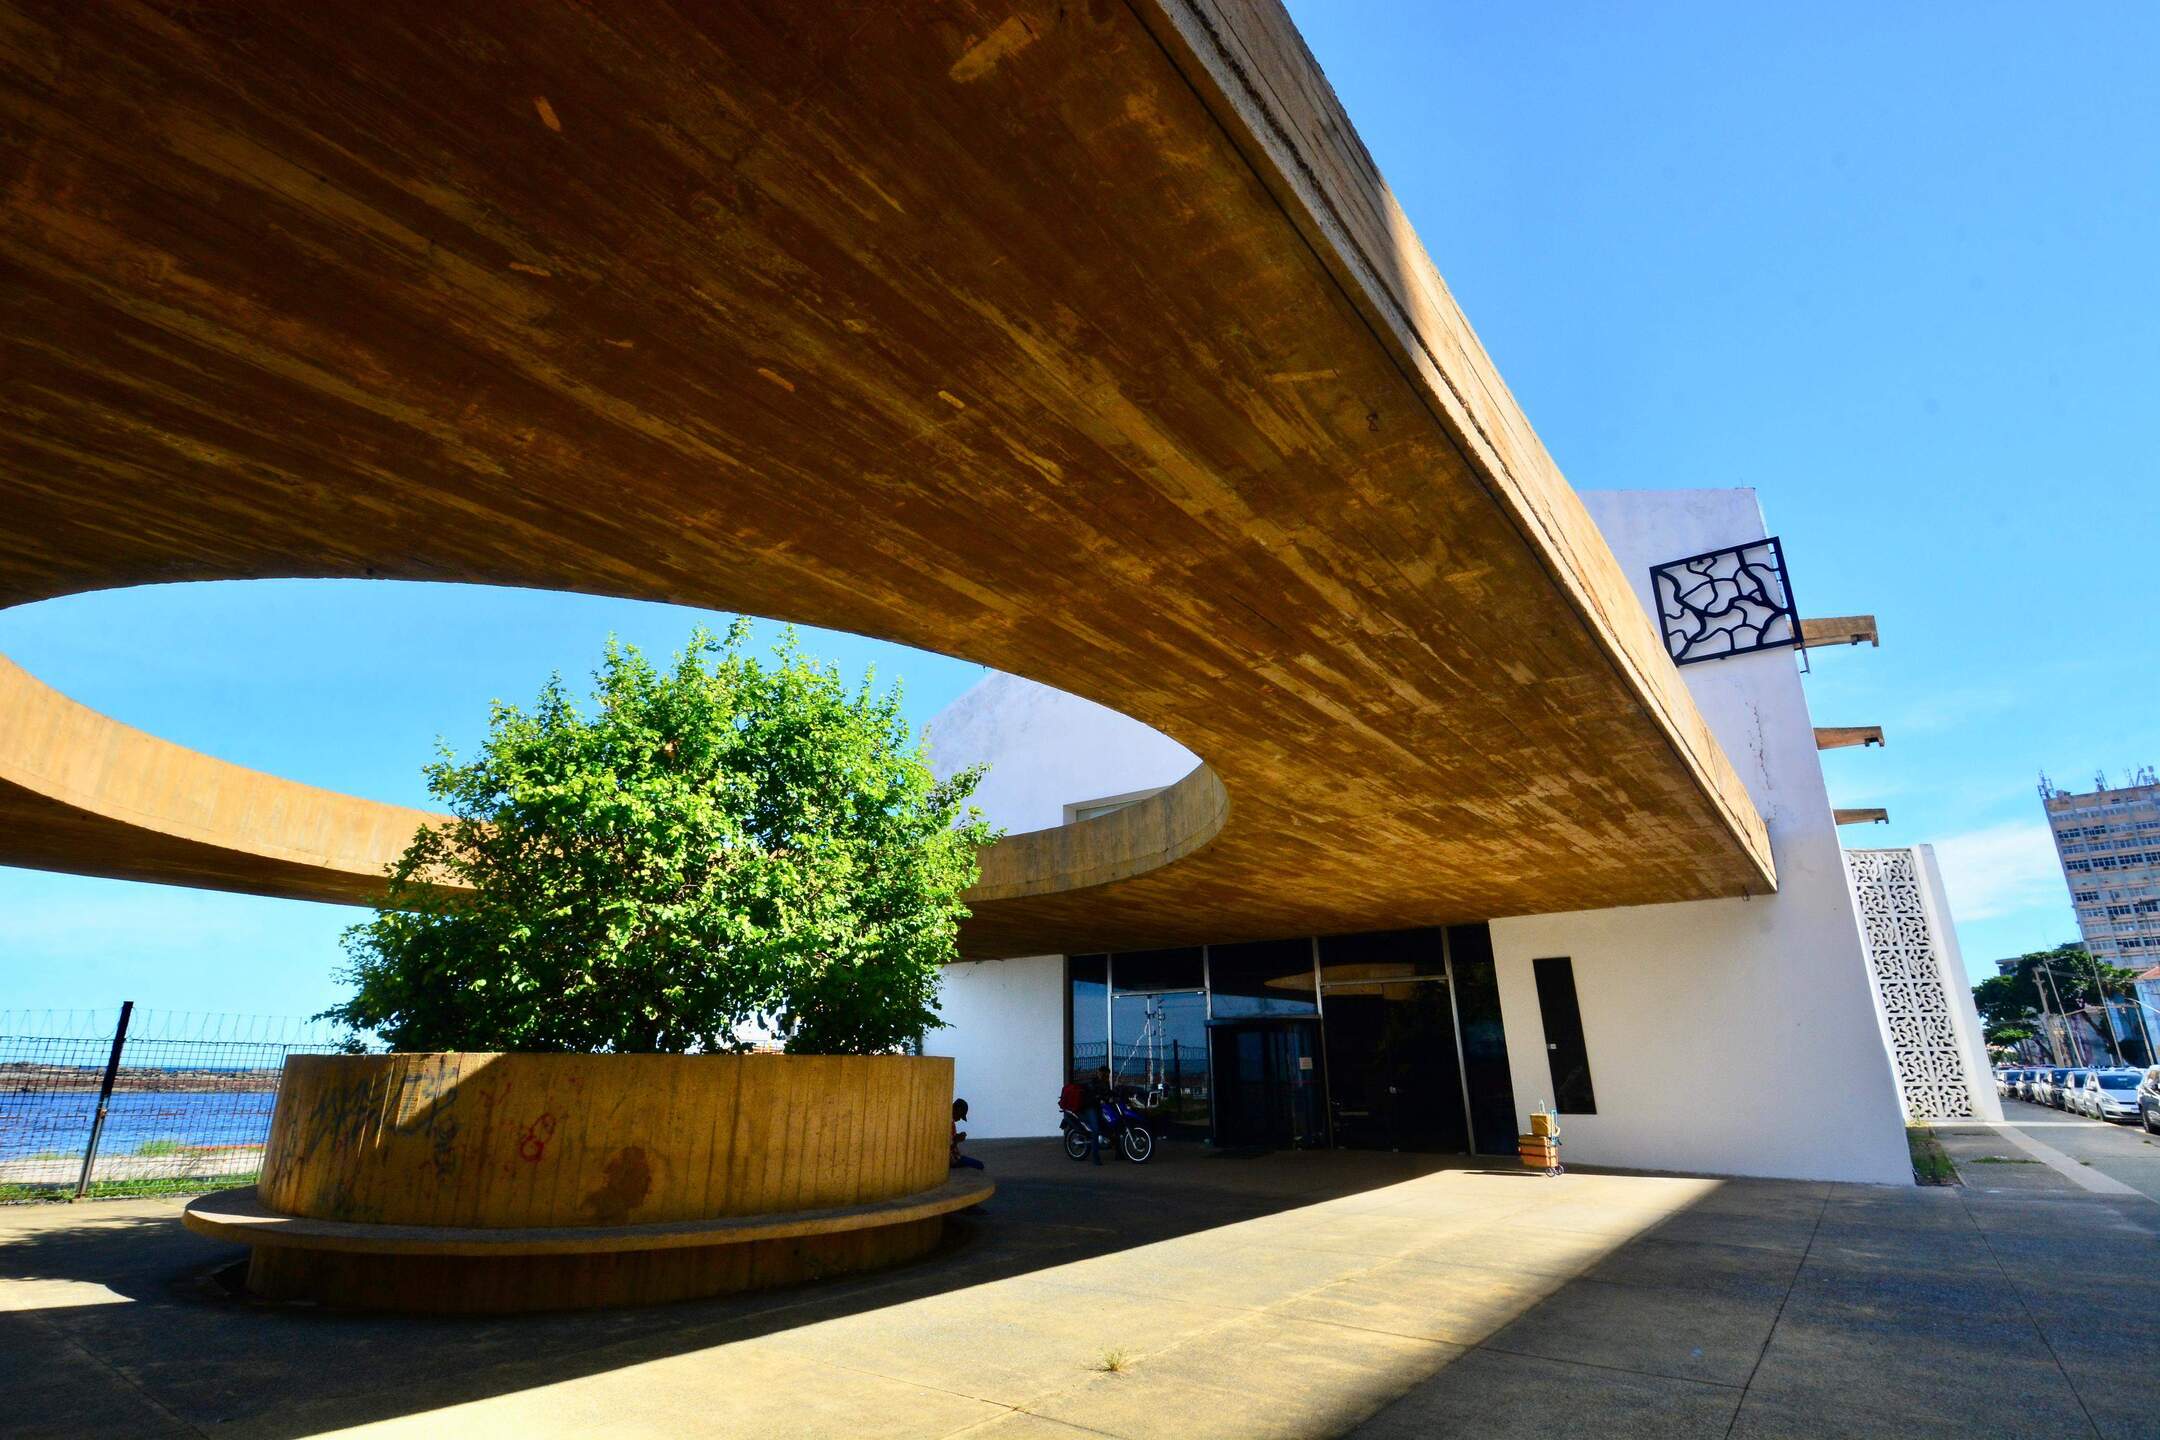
0 591 987 1018
4 4 2154 1017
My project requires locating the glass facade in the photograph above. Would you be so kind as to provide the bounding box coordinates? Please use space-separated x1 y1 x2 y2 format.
1069 953 1107 1085
1064 924 1517 1154
1318 928 1446 983
1208 938 1318 1018
1446 923 1520 1155
1109 948 1208 1136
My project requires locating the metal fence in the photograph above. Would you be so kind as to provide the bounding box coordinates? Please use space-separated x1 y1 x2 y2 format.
0 1004 350 1201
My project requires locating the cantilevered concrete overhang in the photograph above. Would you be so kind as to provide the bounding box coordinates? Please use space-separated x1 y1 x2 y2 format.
0 0 1773 958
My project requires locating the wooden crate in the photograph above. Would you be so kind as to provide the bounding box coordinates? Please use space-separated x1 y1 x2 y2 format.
1517 1135 1561 1170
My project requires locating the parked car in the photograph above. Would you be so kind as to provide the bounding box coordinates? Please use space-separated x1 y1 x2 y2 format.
2040 1067 2072 1106
2071 1071 2100 1117
2060 1069 2094 1111
2139 1068 2160 1135
2082 1069 2144 1123
2020 1069 2044 1103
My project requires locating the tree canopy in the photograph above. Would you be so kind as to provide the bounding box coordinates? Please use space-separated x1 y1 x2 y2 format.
1974 942 2148 1062
323 624 997 1055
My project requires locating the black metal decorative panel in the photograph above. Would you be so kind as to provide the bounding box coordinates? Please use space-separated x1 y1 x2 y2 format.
1649 536 1799 666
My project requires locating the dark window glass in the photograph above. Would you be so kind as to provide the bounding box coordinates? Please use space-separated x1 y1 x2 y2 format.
1207 938 1317 1017
1208 1018 1324 1148
1111 947 1203 995
1320 980 1466 1152
1318 928 1445 984
1531 954 1597 1115
1447 923 1520 1153
1070 954 1107 1085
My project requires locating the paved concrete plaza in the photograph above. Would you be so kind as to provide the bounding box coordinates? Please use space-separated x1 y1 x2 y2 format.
4 1139 2156 1439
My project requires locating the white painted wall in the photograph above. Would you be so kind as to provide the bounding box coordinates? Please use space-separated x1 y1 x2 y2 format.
927 677 1191 1140
923 488 1919 1182
1489 489 1912 1185
924 677 1192 1139
934 954 1065 1140
927 671 1196 835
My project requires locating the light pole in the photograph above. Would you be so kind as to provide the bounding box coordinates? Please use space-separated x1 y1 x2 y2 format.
2037 963 2085 1066
2080 949 2147 1067
2031 963 2061 1066
2074 961 2125 1068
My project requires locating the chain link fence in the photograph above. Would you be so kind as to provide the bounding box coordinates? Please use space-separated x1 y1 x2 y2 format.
0 1005 354 1202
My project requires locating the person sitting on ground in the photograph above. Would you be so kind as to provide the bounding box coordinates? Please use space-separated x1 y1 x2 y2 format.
950 1097 985 1171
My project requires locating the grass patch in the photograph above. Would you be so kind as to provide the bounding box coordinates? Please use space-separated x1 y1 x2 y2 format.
132 1139 186 1158
1970 1155 2039 1165
1096 1349 1131 1374
1907 1126 1959 1186
0 1171 258 1205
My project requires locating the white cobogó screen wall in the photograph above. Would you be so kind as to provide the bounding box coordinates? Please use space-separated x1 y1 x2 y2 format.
1844 845 2002 1122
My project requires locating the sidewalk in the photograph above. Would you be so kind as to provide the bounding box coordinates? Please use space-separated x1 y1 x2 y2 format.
1936 1097 2160 1204
4 1141 2155 1438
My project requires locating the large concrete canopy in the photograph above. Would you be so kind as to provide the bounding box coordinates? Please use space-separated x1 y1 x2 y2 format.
0 0 1773 957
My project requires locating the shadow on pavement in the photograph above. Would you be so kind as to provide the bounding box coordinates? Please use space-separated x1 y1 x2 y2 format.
4 1139 2157 1439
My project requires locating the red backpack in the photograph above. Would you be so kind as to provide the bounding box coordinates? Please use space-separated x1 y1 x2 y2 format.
1058 1082 1085 1114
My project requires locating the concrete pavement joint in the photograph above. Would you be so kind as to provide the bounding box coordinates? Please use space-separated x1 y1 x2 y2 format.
34 1307 211 1439
1719 1181 1829 1438
1965 1193 2108 1440
1470 1335 1748 1392
948 1407 1126 1440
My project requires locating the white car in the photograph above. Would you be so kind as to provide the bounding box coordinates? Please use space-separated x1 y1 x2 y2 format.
2082 1069 2145 1123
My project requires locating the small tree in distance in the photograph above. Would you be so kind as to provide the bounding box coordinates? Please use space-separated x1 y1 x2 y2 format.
324 623 997 1055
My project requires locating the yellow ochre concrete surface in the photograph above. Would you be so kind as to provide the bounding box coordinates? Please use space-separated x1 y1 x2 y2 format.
0 0 1774 959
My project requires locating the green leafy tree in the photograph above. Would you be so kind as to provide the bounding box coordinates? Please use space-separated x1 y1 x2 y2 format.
1975 943 2149 1065
323 624 997 1055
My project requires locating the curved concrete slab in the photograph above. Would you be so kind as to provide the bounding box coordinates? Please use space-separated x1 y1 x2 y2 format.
0 0 1772 956
0 654 445 905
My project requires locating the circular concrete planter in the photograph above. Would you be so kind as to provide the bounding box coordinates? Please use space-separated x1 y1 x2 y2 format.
182 1052 990 1314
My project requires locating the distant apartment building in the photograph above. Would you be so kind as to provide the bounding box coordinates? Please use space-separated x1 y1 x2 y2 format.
2042 770 2160 967
1994 945 2081 978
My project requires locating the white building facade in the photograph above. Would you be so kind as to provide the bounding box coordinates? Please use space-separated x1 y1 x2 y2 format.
2041 773 2160 969
928 490 1993 1185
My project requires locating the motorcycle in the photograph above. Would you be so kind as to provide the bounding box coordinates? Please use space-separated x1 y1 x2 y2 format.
1059 1085 1154 1164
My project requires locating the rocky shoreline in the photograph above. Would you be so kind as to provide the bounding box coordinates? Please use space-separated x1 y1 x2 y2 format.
0 1063 282 1094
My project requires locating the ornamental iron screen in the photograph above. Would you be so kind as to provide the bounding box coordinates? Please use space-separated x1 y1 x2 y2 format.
1649 536 1799 666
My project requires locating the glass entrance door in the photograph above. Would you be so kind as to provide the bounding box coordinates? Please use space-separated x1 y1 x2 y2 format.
1320 980 1469 1152
1207 1018 1322 1149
